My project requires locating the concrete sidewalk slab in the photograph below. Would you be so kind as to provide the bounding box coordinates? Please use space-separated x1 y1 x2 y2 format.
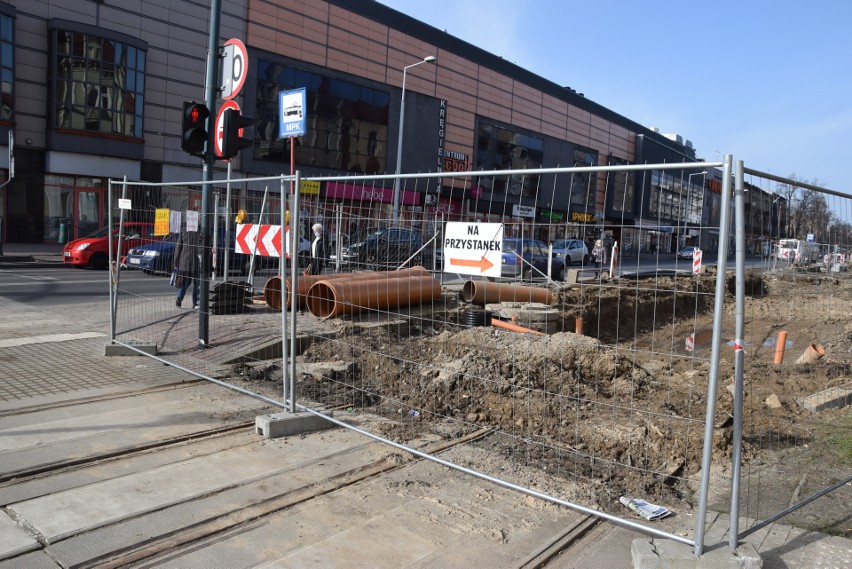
0 512 38 561
632 539 762 568
8 425 379 545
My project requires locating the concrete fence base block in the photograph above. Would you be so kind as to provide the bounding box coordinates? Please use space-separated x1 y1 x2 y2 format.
104 343 158 356
255 411 335 439
797 386 852 412
632 539 762 569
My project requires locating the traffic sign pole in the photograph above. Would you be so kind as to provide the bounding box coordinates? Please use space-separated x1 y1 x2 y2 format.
199 0 222 348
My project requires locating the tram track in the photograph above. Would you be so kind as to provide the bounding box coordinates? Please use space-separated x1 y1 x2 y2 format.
0 379 207 419
70 427 495 568
2 379 599 568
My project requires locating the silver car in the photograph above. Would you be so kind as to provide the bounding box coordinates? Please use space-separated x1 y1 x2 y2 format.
551 238 589 265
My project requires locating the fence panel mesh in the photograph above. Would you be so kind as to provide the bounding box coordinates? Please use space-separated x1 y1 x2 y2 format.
109 164 751 547
726 169 852 540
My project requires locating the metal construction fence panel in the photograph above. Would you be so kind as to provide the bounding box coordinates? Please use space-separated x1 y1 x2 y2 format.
108 161 758 551
725 165 852 547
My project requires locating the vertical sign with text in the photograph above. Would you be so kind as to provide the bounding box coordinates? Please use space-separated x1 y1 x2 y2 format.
279 88 307 138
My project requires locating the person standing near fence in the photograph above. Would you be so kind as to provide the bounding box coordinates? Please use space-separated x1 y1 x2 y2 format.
174 229 201 309
305 223 328 276
591 239 607 278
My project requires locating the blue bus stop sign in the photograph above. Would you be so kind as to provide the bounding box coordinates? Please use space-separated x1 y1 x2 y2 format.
279 88 306 138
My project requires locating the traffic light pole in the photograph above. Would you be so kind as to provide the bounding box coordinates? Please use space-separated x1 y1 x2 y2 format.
199 0 222 348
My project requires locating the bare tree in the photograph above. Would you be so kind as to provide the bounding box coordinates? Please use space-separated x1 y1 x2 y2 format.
774 174 829 240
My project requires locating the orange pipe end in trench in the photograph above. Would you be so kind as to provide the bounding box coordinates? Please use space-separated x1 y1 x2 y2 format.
773 330 787 364
461 280 553 306
305 274 441 318
575 316 584 335
795 343 825 365
490 318 545 335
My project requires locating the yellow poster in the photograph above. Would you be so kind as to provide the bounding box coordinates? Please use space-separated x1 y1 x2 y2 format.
300 180 320 195
154 208 170 236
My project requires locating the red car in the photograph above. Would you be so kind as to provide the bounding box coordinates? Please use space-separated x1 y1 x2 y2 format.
63 222 155 269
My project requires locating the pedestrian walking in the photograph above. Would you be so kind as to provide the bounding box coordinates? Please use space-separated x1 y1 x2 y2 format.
174 229 201 309
591 239 607 278
305 223 328 276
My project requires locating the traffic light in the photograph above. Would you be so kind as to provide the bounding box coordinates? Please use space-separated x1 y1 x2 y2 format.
221 108 255 160
181 101 210 156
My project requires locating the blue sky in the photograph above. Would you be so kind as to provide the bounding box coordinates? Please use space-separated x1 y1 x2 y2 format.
377 0 850 194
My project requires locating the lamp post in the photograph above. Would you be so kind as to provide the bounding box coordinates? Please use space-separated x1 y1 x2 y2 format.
392 55 436 224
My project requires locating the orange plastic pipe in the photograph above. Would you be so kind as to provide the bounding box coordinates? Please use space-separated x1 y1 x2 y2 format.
575 316 584 335
490 318 545 335
773 330 787 364
267 266 429 310
461 280 553 306
294 267 429 310
795 343 825 365
306 275 441 318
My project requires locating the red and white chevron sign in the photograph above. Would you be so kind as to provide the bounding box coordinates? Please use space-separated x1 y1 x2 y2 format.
235 223 285 257
692 248 703 274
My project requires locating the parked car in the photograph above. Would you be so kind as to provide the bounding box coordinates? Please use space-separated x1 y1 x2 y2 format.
495 237 566 281
677 245 698 260
338 227 423 270
551 238 589 265
124 232 180 274
63 222 155 270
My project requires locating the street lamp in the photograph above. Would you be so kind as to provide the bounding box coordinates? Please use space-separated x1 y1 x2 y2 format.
392 55 436 224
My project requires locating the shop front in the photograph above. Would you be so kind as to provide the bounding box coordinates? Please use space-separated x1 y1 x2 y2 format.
43 174 110 243
323 180 420 237
626 221 674 254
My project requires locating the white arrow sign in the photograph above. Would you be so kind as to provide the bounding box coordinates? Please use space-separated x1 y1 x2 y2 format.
443 222 503 277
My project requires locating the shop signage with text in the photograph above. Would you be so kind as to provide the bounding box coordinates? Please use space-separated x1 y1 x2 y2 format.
570 211 598 223
325 181 419 205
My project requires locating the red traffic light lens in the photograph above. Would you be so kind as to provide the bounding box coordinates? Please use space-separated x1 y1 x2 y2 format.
190 106 201 122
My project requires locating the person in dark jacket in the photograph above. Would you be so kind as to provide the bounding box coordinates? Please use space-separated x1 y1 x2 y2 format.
174 229 201 309
306 223 328 276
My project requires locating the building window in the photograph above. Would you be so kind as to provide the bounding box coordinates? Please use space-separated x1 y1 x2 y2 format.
607 157 634 215
649 170 687 222
475 122 543 197
0 10 14 122
50 27 145 138
254 60 390 173
568 147 597 206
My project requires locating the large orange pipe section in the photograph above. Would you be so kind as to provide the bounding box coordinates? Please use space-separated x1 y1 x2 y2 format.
265 267 428 310
306 275 441 318
461 280 553 306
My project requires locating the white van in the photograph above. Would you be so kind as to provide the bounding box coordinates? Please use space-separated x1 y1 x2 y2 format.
776 239 820 264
